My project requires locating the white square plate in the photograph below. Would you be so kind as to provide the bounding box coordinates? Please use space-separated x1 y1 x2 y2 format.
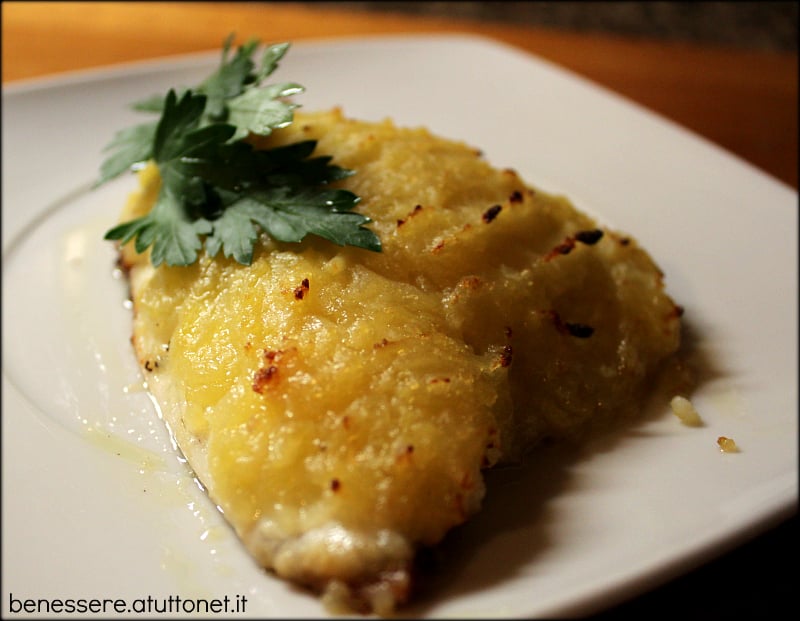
2 34 796 618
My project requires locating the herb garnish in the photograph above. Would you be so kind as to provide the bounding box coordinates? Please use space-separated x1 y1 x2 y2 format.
98 36 381 267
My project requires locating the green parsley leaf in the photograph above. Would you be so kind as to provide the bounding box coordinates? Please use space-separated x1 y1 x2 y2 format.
226 82 304 141
152 90 207 161
203 202 260 264
105 188 214 267
205 187 378 265
198 35 259 120
95 121 157 186
130 89 186 113
99 35 381 267
254 42 292 83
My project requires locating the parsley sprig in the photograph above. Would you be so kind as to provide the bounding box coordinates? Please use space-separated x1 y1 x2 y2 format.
98 36 381 266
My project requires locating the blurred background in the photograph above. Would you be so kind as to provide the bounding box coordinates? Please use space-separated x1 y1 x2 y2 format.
329 1 798 51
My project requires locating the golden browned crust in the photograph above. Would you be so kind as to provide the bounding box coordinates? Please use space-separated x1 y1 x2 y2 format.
116 108 681 614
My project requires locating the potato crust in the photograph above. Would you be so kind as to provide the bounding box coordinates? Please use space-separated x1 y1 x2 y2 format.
118 108 681 614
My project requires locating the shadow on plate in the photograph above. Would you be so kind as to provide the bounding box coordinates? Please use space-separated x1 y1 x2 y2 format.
404 316 720 615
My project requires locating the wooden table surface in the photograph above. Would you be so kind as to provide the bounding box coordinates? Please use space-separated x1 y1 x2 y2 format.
3 1 797 189
3 2 796 618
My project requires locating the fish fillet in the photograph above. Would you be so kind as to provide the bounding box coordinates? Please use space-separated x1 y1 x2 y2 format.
116 108 682 614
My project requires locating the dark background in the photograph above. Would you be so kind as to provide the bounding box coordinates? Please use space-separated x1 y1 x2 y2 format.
329 1 798 50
